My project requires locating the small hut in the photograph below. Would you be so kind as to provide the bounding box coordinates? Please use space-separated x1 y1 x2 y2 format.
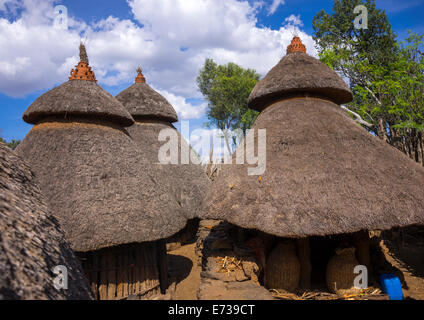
16 44 187 299
0 142 93 300
116 68 210 247
200 37 424 294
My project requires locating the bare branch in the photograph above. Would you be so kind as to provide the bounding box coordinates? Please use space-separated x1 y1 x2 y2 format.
341 106 373 127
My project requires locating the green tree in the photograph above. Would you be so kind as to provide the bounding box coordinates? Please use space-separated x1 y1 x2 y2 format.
313 0 424 165
0 136 21 150
197 59 260 153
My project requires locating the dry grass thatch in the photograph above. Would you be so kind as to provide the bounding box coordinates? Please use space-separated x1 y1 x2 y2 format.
271 287 386 300
248 52 353 111
17 117 187 252
116 82 178 123
201 96 424 237
125 121 210 220
116 82 210 220
0 142 93 300
216 256 243 275
23 80 134 127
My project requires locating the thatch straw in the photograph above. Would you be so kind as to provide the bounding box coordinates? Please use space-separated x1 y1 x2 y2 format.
17 117 187 252
79 43 89 64
216 256 243 275
0 142 93 300
248 52 353 111
23 80 134 127
201 97 424 237
116 82 178 123
271 287 385 300
200 39 424 237
116 77 210 220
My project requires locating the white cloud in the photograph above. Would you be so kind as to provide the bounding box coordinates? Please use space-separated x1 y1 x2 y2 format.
0 0 317 121
156 89 207 120
285 14 304 27
267 0 285 16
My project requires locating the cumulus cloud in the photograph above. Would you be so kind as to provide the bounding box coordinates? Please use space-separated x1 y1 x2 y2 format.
267 0 285 16
285 14 304 27
0 0 316 121
156 89 207 120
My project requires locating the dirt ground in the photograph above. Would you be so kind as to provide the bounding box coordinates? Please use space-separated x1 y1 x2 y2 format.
168 243 201 300
379 227 424 300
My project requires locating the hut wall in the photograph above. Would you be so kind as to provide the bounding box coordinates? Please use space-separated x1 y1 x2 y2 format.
78 241 166 300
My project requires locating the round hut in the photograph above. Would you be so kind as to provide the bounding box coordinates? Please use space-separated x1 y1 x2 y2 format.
116 68 210 247
200 37 424 293
0 142 93 300
16 44 187 300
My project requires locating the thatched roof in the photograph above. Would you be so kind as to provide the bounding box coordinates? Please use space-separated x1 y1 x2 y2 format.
125 120 210 220
0 143 93 300
23 80 133 127
200 37 424 238
17 47 187 252
17 119 187 252
116 70 209 219
116 69 178 123
248 39 353 111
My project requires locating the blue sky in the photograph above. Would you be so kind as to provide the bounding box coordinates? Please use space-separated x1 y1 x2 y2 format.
0 0 423 143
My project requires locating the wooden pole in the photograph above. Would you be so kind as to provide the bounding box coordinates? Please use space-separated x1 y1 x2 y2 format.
156 239 169 294
296 238 312 289
353 231 371 273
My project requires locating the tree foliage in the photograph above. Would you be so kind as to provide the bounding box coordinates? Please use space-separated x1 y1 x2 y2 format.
197 59 260 151
0 137 21 150
313 0 424 165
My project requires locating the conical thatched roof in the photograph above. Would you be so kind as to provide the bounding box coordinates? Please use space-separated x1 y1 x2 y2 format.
0 143 93 300
116 68 178 123
23 81 133 127
248 37 353 111
116 69 209 220
16 46 187 252
200 37 424 238
23 44 132 127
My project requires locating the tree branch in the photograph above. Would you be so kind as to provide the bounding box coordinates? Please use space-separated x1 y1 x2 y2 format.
341 106 373 127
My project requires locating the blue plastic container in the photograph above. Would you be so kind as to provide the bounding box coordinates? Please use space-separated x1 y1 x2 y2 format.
380 274 403 300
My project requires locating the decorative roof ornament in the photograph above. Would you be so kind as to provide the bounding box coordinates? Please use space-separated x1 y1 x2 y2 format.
135 66 146 83
286 36 306 54
79 42 89 64
69 43 97 82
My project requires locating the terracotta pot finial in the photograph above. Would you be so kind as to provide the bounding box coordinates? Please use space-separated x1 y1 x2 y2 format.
69 43 97 82
287 36 306 54
135 66 146 83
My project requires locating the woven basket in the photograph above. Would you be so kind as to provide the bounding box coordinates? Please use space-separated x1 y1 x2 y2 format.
326 247 361 294
265 242 300 292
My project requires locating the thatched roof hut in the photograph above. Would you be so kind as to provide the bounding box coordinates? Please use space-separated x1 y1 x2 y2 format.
16 45 187 299
200 36 424 238
0 142 93 300
116 68 209 221
199 36 424 293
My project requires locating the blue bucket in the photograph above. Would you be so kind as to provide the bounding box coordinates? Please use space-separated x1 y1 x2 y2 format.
380 274 403 300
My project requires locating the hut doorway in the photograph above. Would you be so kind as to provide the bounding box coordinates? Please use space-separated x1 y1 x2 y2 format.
309 236 340 289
